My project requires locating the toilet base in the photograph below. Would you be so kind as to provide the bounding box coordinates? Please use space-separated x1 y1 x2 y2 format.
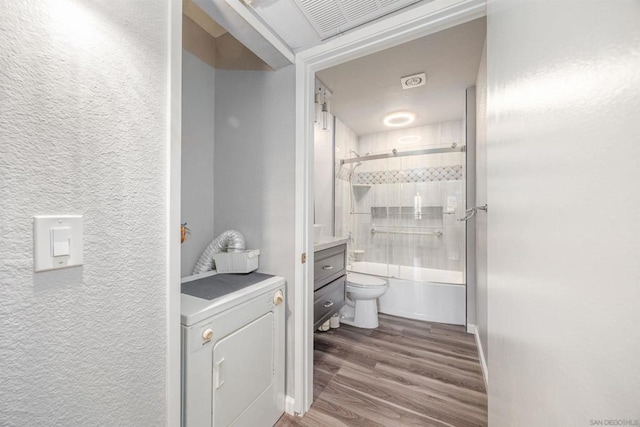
340 299 380 329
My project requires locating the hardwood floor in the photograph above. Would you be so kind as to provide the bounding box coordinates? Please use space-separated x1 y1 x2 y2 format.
276 314 487 427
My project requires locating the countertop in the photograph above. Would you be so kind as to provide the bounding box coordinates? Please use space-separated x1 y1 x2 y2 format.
314 236 348 252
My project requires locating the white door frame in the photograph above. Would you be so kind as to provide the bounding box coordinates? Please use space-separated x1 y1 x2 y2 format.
167 0 182 425
292 0 486 415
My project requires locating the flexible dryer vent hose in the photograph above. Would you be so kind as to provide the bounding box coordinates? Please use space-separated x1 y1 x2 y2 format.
192 230 246 275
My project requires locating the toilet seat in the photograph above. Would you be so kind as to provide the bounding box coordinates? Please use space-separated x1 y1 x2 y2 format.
347 273 387 289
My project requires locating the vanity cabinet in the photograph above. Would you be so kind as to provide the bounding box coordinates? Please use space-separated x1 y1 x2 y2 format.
313 243 347 329
314 244 346 290
313 276 345 328
313 243 346 329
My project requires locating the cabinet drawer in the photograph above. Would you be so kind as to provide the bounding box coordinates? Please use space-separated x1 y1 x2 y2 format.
314 244 346 290
313 276 345 329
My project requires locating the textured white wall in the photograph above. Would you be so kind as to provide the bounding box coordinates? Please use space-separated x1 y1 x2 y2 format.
213 67 296 395
0 1 168 425
475 42 488 362
487 0 640 424
182 51 215 277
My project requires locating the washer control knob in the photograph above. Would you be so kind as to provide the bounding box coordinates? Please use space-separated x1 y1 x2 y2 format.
273 290 284 306
202 328 213 341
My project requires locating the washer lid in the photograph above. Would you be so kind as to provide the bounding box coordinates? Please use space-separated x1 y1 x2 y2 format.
347 273 387 288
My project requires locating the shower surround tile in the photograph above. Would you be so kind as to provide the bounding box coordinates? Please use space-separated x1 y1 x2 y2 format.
350 165 463 184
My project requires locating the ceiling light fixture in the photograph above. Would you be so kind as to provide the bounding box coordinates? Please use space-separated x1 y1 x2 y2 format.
314 92 321 124
321 90 329 131
383 112 415 127
314 79 332 131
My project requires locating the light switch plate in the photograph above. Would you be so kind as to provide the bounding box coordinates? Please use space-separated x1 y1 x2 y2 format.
34 215 83 272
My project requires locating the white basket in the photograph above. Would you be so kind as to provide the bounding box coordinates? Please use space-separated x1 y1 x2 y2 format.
212 249 260 273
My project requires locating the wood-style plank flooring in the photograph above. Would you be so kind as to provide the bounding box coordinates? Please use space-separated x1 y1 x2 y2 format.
276 314 487 427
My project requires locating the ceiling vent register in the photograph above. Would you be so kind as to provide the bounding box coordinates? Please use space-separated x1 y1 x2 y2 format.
296 0 423 40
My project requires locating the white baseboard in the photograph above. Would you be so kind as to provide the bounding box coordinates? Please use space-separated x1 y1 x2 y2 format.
469 324 489 391
285 395 296 415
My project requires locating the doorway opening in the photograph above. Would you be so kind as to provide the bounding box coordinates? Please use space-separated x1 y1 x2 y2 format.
293 0 486 415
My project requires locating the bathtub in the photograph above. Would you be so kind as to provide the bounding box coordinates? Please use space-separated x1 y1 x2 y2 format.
348 261 466 325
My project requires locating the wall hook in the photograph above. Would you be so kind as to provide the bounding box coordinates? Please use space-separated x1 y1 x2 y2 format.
458 204 488 221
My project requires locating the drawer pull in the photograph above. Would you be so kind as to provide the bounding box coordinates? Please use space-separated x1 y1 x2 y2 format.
323 301 334 308
322 265 334 270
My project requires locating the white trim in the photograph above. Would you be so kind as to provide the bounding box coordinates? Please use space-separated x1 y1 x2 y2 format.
223 0 295 64
293 0 486 415
285 395 297 415
469 324 489 391
292 54 315 415
167 0 182 425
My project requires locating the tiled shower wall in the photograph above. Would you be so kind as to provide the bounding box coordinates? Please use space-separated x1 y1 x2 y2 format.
335 120 466 274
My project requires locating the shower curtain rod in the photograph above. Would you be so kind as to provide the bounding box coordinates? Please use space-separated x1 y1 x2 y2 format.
340 145 465 165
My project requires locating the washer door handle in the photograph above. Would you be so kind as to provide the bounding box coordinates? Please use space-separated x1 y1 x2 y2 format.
214 358 225 389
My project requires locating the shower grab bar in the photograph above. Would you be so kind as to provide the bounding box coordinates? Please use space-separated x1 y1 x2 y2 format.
371 228 443 237
458 204 488 221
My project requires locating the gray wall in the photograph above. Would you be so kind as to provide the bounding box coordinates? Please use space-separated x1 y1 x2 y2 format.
182 50 216 277
475 42 488 363
0 1 169 424
214 67 296 395
487 0 639 423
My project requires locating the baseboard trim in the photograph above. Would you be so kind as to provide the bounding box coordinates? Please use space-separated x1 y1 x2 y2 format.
466 323 476 334
379 306 465 326
469 324 489 391
285 395 296 415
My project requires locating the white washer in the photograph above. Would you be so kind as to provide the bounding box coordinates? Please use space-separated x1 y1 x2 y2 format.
181 271 286 427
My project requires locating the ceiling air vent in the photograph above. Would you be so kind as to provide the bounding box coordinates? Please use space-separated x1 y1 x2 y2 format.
295 0 422 40
379 0 403 8
299 0 347 34
401 72 426 89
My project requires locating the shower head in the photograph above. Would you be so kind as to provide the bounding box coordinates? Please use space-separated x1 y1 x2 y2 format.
348 151 371 168
348 150 370 159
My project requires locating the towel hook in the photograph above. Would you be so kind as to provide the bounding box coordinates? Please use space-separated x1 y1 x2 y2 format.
458 204 488 222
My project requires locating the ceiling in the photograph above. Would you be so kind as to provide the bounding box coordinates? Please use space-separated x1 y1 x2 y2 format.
316 17 486 136
190 0 485 134
183 0 272 71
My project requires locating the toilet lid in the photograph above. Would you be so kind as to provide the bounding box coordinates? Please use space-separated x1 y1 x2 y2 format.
347 273 387 288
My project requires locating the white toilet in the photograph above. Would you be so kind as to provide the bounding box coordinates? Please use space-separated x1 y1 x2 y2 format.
340 273 388 329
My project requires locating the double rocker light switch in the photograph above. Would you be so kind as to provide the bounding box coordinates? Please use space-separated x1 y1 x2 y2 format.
34 215 83 272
